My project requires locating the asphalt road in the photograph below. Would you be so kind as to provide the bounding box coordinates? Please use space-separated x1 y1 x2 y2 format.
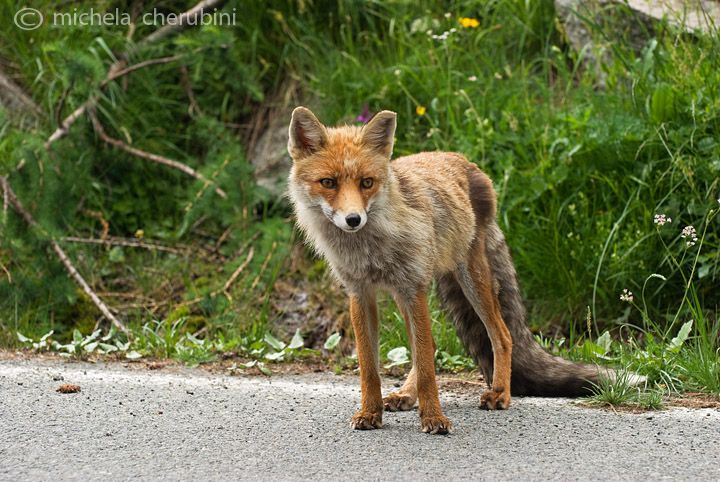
1 357 719 481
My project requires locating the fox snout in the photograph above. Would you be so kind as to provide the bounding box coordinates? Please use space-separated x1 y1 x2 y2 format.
327 206 367 232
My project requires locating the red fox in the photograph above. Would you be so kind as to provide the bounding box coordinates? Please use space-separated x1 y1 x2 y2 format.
287 106 624 434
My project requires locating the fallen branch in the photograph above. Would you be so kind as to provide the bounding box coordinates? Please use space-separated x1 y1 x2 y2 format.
62 236 190 256
0 175 130 336
89 110 227 199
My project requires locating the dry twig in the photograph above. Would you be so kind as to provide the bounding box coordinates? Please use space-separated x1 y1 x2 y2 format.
62 236 190 256
84 210 109 240
250 241 277 290
136 0 229 48
0 260 11 283
101 55 182 88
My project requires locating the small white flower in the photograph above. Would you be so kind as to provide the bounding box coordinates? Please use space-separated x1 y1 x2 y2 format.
394 69 401 76
654 214 671 226
681 225 698 247
444 12 452 18
620 288 634 302
468 75 477 82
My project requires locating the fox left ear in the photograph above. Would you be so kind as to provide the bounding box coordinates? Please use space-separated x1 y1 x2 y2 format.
288 106 328 161
361 110 396 159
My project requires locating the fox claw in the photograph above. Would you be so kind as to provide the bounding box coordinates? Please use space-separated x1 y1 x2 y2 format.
351 411 382 430
480 389 511 410
421 415 453 435
383 393 416 411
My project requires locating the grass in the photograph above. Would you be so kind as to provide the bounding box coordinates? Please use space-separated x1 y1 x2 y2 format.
1 1 719 404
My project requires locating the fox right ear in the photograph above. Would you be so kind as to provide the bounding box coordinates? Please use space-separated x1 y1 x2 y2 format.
288 107 328 160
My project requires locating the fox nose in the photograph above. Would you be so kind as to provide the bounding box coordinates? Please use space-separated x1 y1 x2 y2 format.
345 213 361 228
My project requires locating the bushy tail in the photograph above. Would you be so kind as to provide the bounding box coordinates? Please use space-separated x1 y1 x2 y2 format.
438 223 606 397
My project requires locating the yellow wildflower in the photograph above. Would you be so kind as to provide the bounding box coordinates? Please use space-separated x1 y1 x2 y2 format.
459 17 480 28
416 106 426 116
134 229 144 238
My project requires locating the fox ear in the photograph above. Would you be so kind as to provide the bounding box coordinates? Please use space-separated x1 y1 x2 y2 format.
361 110 396 158
288 107 328 160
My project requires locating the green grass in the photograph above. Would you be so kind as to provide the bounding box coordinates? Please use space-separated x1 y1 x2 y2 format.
1 1 719 402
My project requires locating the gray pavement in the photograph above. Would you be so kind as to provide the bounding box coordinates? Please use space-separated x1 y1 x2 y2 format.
1 357 718 481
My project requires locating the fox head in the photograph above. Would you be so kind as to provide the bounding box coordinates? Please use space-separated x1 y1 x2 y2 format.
287 106 396 233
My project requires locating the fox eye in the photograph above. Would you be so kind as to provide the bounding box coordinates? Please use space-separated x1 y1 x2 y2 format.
360 177 374 189
319 178 336 189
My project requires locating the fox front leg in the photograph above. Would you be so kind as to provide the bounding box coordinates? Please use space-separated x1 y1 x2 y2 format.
349 289 383 429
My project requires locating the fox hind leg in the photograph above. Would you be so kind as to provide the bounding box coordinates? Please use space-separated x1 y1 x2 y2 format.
383 298 419 411
394 290 452 434
455 243 513 410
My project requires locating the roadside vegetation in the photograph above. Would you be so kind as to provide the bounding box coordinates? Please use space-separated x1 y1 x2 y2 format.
1 0 718 406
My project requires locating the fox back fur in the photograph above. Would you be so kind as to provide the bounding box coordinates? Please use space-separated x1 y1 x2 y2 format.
287 106 613 433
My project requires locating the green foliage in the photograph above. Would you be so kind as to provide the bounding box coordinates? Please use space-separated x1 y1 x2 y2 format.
17 326 131 357
1 1 718 397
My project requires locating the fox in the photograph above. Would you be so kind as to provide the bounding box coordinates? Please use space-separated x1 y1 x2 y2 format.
287 106 629 435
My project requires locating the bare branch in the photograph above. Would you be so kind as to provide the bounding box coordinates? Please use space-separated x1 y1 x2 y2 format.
137 0 230 48
45 102 92 148
62 236 189 256
89 110 227 199
0 175 130 336
101 55 182 87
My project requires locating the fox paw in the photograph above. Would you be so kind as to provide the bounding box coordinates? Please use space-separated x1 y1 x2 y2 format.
351 411 382 430
383 393 416 411
421 415 453 435
480 390 511 410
